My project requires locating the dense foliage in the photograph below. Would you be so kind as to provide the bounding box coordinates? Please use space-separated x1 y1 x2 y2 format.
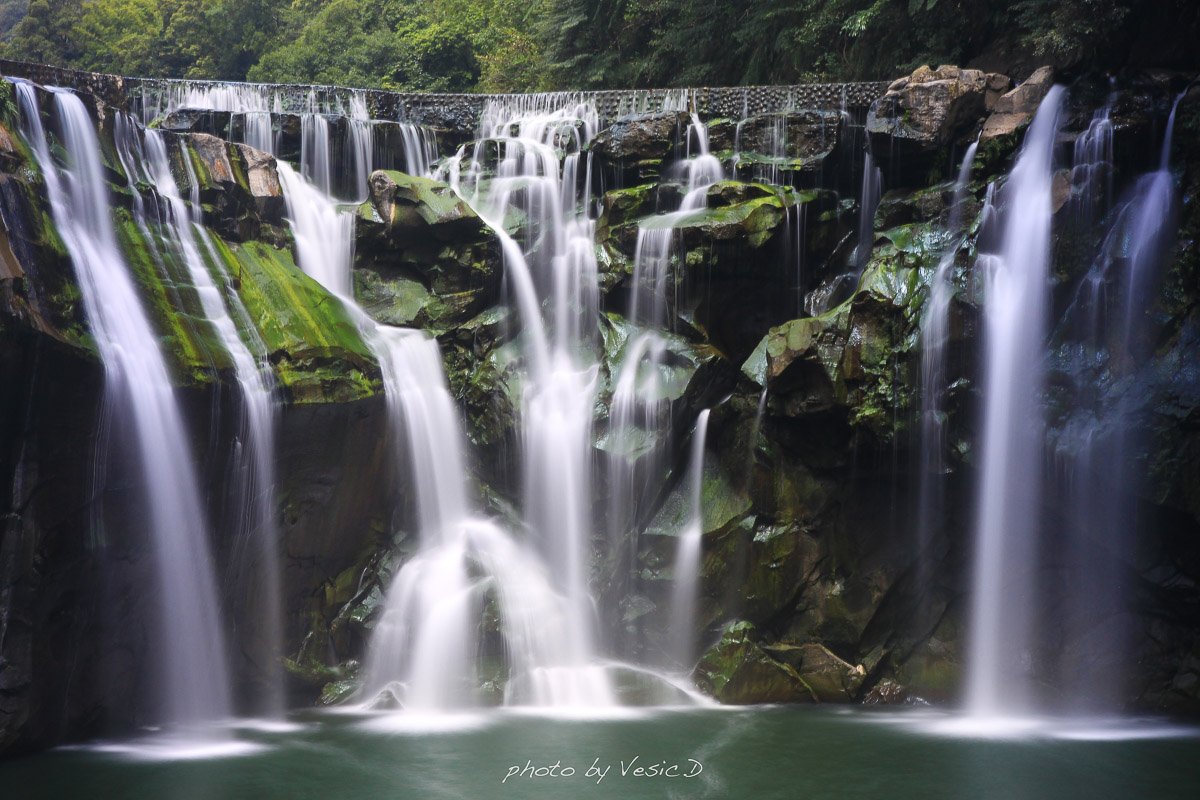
2 0 1197 90
0 1 27 42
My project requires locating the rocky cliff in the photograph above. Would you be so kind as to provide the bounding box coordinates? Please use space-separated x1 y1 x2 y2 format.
1 61 1198 754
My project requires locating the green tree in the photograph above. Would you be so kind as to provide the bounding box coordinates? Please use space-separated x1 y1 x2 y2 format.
1012 0 1132 66
249 0 402 87
71 0 163 76
251 0 543 92
0 1 29 42
5 0 83 65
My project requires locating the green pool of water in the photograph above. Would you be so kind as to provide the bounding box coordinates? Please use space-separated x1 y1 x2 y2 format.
2 706 1198 799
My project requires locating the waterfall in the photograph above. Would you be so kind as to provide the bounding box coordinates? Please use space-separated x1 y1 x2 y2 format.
277 163 358 297
784 200 807 316
854 151 883 273
446 95 616 705
607 332 665 555
301 114 334 196
276 109 612 710
966 85 1065 717
361 330 510 709
1053 91 1183 711
14 83 233 726
1072 90 1114 226
397 123 438 178
614 109 724 467
114 119 284 716
144 81 385 200
682 112 723 203
667 409 710 668
916 139 978 591
605 112 724 665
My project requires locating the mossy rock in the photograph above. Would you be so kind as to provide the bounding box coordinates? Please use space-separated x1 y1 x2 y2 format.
440 308 521 449
743 313 844 415
596 183 683 236
641 457 752 553
733 111 842 162
183 133 286 241
704 180 785 208
663 195 789 249
214 237 381 403
760 641 867 701
698 518 820 631
0 167 94 352
368 169 486 243
356 170 500 331
114 210 232 386
693 621 816 704
319 680 360 706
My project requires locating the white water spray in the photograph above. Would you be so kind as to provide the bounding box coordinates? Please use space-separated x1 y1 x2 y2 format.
16 82 233 726
667 409 710 668
966 85 1065 717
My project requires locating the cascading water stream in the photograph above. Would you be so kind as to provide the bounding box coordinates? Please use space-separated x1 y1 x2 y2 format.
116 119 284 716
785 199 808 316
397 123 439 178
602 111 725 670
681 112 723 205
443 96 619 705
806 145 883 315
276 120 612 709
916 139 978 589
667 409 710 669
1072 89 1114 227
854 151 883 273
277 162 358 297
1052 91 1184 711
966 85 1065 718
14 82 233 727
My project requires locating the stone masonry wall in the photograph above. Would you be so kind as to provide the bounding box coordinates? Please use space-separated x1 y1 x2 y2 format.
1 58 888 131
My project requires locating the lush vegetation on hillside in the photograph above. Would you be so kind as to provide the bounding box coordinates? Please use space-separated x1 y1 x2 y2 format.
0 1 27 42
2 0 1197 90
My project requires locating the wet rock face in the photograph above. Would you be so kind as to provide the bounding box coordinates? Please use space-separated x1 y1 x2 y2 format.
732 111 842 162
0 78 395 750
693 622 868 703
982 66 1056 139
4 60 1200 749
232 143 285 220
589 111 688 183
367 170 485 239
355 170 501 332
160 107 233 137
187 133 286 239
694 622 816 703
596 180 849 363
867 64 1012 183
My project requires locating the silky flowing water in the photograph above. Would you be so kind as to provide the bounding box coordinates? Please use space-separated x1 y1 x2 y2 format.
1 708 1197 800
14 82 233 728
5 66 1197 795
966 86 1065 717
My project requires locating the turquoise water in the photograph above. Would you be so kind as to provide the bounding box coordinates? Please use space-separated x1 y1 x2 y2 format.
2 707 1198 800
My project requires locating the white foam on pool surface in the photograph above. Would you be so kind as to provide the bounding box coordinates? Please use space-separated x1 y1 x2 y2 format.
226 717 306 734
357 711 495 735
73 737 266 762
851 709 1200 741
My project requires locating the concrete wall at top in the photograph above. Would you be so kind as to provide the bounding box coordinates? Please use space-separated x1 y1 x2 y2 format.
1 59 888 133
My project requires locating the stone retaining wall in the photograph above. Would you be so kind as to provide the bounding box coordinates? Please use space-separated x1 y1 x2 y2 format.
1 58 888 131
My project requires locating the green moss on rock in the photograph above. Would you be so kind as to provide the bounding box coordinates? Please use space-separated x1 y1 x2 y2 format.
213 237 381 403
694 621 816 703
